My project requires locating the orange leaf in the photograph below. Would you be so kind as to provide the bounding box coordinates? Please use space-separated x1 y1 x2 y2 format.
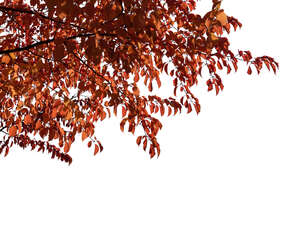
210 33 218 41
82 131 88 141
64 142 70 153
9 126 18 136
1 55 10 64
35 120 42 130
100 111 106 121
216 11 228 26
24 114 33 125
17 120 22 133
133 86 140 95
66 111 72 120
128 45 135 54
156 76 161 88
120 119 126 132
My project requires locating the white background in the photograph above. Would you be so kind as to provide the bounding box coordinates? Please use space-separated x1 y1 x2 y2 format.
1 0 299 225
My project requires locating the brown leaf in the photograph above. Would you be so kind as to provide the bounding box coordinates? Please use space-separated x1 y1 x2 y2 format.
58 11 67 19
53 44 65 61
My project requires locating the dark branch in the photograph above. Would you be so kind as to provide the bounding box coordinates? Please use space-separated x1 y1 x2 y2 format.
0 126 8 135
0 32 115 55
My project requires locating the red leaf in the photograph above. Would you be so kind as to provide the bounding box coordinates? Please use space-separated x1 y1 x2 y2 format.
94 144 99 155
134 73 139 82
149 145 155 158
215 84 220 95
122 106 126 117
247 66 252 75
143 138 147 151
271 63 277 74
4 147 9 157
187 103 192 113
160 105 165 116
167 107 172 116
136 136 142 146
120 119 126 132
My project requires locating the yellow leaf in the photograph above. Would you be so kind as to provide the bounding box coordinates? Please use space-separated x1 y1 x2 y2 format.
214 3 221 10
9 52 16 60
210 33 218 41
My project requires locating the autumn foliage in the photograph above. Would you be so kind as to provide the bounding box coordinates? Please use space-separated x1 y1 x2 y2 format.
0 0 278 164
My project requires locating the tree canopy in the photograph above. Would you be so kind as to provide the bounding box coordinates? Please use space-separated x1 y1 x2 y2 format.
0 0 278 164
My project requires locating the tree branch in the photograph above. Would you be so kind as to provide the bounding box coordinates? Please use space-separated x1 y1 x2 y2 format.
0 6 88 32
0 32 115 55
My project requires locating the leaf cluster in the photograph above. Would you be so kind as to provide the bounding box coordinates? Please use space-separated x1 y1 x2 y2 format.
0 0 278 163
